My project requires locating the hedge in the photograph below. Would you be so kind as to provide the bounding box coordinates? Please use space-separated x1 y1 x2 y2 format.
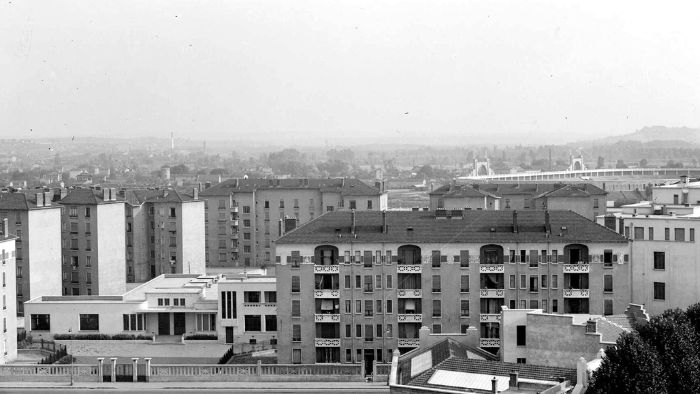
54 333 153 340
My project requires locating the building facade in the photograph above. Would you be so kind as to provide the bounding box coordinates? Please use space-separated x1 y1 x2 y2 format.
58 188 126 295
0 192 62 315
0 223 18 364
275 210 630 368
200 178 387 268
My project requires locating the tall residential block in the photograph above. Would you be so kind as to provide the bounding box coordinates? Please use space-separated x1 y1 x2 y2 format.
0 221 18 363
275 209 630 367
200 178 387 268
59 188 126 295
124 188 205 282
0 192 62 315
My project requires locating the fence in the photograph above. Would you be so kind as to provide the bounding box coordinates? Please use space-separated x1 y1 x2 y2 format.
0 365 99 382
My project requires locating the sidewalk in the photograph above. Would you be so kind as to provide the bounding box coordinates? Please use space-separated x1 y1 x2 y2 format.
0 380 389 390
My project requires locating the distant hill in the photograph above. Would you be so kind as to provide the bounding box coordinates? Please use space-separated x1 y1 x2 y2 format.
578 126 700 146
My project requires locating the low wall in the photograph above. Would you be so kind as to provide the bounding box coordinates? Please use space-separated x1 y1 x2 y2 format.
0 365 100 382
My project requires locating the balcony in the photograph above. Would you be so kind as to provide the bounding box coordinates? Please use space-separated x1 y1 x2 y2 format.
563 264 590 273
231 206 239 213
397 338 420 347
314 338 340 347
479 314 502 323
480 338 501 348
479 264 505 274
314 314 340 323
563 289 590 298
397 289 422 298
397 265 422 274
313 265 340 274
314 289 340 298
479 289 505 298
397 314 422 323
231 233 239 240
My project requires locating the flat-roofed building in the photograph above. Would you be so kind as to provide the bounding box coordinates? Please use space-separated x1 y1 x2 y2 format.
275 209 630 368
0 224 18 364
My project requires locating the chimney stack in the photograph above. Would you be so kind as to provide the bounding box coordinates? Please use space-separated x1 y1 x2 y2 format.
110 188 117 201
103 189 109 201
193 188 199 200
43 191 53 206
36 192 44 207
513 210 518 233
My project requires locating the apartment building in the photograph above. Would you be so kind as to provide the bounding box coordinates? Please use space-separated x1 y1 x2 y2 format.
58 188 125 295
123 188 205 282
275 209 630 370
0 192 62 315
0 221 18 364
200 178 387 268
430 183 607 220
24 273 276 344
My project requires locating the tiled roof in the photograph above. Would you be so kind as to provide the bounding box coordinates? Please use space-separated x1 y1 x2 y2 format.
199 178 382 197
276 210 629 245
432 183 607 198
535 184 607 199
59 189 108 205
430 184 500 199
0 193 30 210
124 189 195 206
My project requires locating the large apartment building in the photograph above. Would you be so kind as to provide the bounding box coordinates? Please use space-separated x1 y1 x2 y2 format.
275 209 630 370
123 188 205 282
0 222 18 363
200 178 387 268
430 183 607 220
0 192 62 315
58 188 126 295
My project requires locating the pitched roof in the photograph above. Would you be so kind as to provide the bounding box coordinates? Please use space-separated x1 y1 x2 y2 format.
432 183 606 198
124 189 195 206
0 192 58 210
430 184 500 199
59 189 108 205
535 184 607 199
276 209 629 245
199 178 383 197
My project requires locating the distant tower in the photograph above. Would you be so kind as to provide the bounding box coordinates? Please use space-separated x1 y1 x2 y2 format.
170 132 175 154
568 153 586 172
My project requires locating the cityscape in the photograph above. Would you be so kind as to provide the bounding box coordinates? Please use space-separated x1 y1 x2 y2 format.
2 1 700 393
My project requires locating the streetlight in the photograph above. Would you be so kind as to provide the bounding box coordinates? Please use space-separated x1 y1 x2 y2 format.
68 328 74 386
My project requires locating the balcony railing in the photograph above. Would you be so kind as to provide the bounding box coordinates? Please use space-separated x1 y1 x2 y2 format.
479 314 502 323
231 220 239 226
230 206 239 213
479 264 505 273
313 265 340 274
397 289 422 298
563 264 590 273
314 338 340 347
397 338 420 347
314 314 340 323
479 289 505 298
314 289 340 298
563 289 590 298
397 314 422 323
480 338 501 348
397 265 422 274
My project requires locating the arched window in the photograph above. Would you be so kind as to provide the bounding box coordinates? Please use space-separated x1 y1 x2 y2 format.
397 245 421 265
314 245 339 265
480 244 504 264
564 244 589 264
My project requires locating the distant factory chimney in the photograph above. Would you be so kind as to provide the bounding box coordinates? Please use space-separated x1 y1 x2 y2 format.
170 132 175 153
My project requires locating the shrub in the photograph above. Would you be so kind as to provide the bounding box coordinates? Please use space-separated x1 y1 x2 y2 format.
218 346 235 364
53 333 153 340
185 334 218 340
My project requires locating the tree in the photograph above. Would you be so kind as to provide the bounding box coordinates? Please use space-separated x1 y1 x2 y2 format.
639 158 648 168
170 164 189 174
615 160 628 169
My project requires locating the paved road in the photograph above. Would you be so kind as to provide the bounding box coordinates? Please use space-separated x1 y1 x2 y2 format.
1 389 388 393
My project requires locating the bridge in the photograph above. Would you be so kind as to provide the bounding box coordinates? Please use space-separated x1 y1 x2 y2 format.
459 168 700 182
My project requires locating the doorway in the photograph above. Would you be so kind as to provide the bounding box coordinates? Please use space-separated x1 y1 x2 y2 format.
226 327 234 343
173 313 186 335
364 349 375 377
158 313 170 335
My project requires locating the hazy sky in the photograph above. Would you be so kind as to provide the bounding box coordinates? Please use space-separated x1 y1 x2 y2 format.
1 0 699 145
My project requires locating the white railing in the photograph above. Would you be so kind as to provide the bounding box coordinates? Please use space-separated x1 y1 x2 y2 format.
397 265 422 274
479 289 505 298
314 314 340 323
397 289 422 298
314 338 341 347
480 338 501 348
479 264 505 273
314 289 340 298
563 289 590 298
563 264 590 273
397 314 422 323
243 303 277 309
479 314 502 323
314 265 340 274
397 338 420 347
231 220 239 226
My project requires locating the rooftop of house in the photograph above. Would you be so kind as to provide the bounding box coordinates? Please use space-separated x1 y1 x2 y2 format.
0 192 59 210
199 178 384 197
58 188 123 205
430 183 607 197
124 189 198 206
276 210 629 245
655 179 700 189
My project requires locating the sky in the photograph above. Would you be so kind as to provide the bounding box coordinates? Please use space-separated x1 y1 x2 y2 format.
1 0 699 146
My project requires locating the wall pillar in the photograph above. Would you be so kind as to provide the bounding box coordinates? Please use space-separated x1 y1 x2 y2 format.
110 358 117 383
97 358 104 380
144 357 152 382
132 358 139 382
256 360 262 376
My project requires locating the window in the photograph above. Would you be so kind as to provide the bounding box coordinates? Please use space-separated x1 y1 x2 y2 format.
291 276 300 293
243 219 251 228
432 275 441 292
367 200 373 210
292 300 300 317
356 324 362 338
264 291 276 303
345 325 351 338
196 314 216 331
364 251 373 268
345 300 352 313
293 199 299 209
386 275 393 289
356 300 362 314
665 228 670 241
529 276 538 292
654 282 665 300
675 228 685 241
365 300 373 317
244 315 262 331
541 275 548 289
244 291 261 303
517 358 526 364
634 227 644 240
355 275 361 289
349 200 356 210
552 275 558 289
552 299 558 313
460 275 469 292
652 251 666 270
460 250 469 267
344 275 351 289
79 314 99 331
604 300 613 316
292 325 301 341
365 324 373 341
376 275 382 289
243 206 251 214
649 227 654 240
603 250 613 268
529 300 538 309
69 207 78 217
520 275 526 289
386 300 393 314
327 206 334 212
386 324 393 337
376 300 383 314
31 314 50 331
265 315 277 331
460 300 469 317
593 198 599 209
516 325 526 346
432 300 441 317
692 229 696 242
432 324 442 334
509 275 516 289
243 232 251 240
431 251 441 267
541 300 548 313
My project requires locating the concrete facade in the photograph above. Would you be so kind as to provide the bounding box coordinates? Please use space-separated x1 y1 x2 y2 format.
200 178 387 268
0 232 18 364
217 276 277 344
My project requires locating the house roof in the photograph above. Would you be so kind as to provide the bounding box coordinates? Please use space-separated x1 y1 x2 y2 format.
199 178 383 197
0 192 58 210
429 184 500 199
124 189 196 206
276 210 629 245
534 184 607 199
431 183 607 198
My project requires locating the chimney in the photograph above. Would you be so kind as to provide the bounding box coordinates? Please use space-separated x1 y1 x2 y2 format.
110 188 117 201
193 188 199 200
512 210 518 233
491 377 497 394
351 210 356 234
1 218 8 238
381 211 387 233
103 189 109 201
36 192 44 207
375 181 381 190
509 371 519 388
43 191 52 206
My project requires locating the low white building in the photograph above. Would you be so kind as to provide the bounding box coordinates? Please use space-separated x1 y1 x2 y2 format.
24 273 277 344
